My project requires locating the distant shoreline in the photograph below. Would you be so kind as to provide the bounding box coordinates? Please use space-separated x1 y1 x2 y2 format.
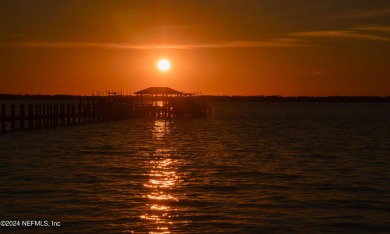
204 95 390 103
1 94 389 103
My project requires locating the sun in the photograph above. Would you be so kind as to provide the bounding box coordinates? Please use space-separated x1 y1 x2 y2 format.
157 59 171 72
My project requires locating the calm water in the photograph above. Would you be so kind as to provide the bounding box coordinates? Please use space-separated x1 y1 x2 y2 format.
1 102 389 233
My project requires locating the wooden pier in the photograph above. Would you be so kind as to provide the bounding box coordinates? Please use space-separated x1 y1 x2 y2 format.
0 87 210 133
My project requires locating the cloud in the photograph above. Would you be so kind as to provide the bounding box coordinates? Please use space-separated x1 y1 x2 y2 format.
312 71 323 76
353 26 390 32
290 29 390 41
291 30 351 37
157 23 218 30
179 39 302 49
332 8 390 19
0 39 302 50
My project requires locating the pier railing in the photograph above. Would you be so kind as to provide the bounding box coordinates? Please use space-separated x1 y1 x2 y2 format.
0 96 134 133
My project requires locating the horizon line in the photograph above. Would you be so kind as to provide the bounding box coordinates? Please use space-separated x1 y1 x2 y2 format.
1 93 389 98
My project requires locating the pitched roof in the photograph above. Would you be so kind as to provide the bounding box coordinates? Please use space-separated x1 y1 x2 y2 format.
134 87 185 95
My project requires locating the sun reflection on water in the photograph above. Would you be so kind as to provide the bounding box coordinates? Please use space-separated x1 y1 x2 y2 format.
140 120 179 233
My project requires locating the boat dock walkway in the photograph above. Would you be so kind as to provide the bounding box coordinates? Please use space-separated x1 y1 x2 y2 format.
0 87 210 133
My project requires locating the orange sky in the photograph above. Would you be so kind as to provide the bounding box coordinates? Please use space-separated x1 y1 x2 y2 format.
0 1 389 96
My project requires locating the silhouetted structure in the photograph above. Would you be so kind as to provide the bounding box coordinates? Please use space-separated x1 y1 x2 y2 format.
0 87 211 133
134 87 210 118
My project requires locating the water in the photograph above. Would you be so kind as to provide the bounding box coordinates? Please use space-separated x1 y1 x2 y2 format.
1 102 389 233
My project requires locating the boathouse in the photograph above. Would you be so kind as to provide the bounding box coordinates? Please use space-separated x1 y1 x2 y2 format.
134 87 210 118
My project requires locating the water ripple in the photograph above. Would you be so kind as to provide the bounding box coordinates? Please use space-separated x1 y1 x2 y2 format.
0 102 389 233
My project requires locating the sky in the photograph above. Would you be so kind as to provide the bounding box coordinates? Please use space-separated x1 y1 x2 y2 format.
0 0 389 96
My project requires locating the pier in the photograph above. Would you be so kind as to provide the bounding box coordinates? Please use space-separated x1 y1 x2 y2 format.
0 87 210 133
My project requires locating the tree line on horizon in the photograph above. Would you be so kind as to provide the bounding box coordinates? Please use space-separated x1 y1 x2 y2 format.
0 93 389 102
205 95 390 102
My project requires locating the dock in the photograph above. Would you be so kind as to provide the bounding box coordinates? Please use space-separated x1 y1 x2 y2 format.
0 87 211 133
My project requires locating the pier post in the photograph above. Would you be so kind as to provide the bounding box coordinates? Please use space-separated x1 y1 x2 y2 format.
83 103 87 123
100 101 106 121
72 104 76 124
44 104 49 127
78 100 82 123
37 104 42 128
46 104 49 127
36 104 42 128
20 104 25 130
90 99 95 122
1 104 6 132
87 103 91 123
67 104 71 125
51 104 54 126
49 104 53 127
48 104 52 127
60 104 65 126
93 99 98 122
95 99 101 122
54 104 58 126
28 104 33 129
42 105 46 128
10 104 15 131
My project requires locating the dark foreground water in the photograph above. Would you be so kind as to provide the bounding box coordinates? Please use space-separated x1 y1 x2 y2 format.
1 102 389 233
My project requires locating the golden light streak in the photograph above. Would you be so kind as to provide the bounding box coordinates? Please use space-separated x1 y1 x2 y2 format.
140 120 180 233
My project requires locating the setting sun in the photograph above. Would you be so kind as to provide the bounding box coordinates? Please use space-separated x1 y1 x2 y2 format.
157 59 171 72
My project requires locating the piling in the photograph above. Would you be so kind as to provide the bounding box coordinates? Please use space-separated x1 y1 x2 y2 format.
1 104 5 132
10 104 15 131
20 104 25 130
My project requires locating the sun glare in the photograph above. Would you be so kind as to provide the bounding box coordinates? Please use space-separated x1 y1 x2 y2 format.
157 59 171 72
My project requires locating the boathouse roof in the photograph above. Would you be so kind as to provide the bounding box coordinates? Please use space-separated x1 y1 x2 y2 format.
134 87 186 95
